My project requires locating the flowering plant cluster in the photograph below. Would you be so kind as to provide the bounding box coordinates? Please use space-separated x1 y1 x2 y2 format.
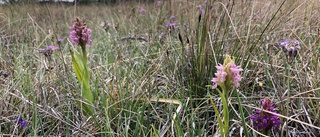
69 17 92 47
209 55 243 137
278 39 301 58
250 98 281 133
69 17 94 116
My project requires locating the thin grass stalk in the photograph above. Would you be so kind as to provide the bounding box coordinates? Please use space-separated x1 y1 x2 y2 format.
31 97 37 136
235 90 249 137
242 0 287 70
151 125 160 137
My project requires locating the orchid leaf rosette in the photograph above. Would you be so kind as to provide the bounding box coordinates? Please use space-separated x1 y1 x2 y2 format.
69 17 94 116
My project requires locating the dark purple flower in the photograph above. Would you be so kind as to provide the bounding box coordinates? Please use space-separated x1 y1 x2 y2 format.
3 73 9 78
16 118 27 128
69 17 92 47
250 98 281 132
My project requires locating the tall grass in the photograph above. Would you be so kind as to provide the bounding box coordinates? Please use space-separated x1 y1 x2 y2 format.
0 0 320 136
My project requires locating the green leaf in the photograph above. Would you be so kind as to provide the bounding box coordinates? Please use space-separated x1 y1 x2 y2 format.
81 79 94 115
71 52 84 83
71 51 94 116
216 89 229 137
209 96 225 137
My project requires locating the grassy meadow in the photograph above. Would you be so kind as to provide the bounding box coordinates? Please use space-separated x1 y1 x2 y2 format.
0 0 320 136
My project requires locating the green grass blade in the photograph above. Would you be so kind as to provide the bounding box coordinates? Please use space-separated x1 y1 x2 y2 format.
209 96 225 137
235 90 249 137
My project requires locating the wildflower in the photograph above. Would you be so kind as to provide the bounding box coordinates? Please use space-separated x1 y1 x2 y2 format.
100 20 108 27
69 17 92 46
139 8 146 14
289 40 301 56
40 45 59 57
278 39 301 58
166 22 176 32
157 0 161 4
46 45 59 51
170 15 176 19
278 39 290 48
3 73 9 78
69 17 95 116
16 117 27 128
100 20 110 32
230 63 243 87
250 98 281 133
0 70 9 78
40 45 59 53
166 22 176 28
211 64 227 89
57 38 63 44
293 40 301 48
211 55 243 89
199 6 205 16
210 56 241 137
